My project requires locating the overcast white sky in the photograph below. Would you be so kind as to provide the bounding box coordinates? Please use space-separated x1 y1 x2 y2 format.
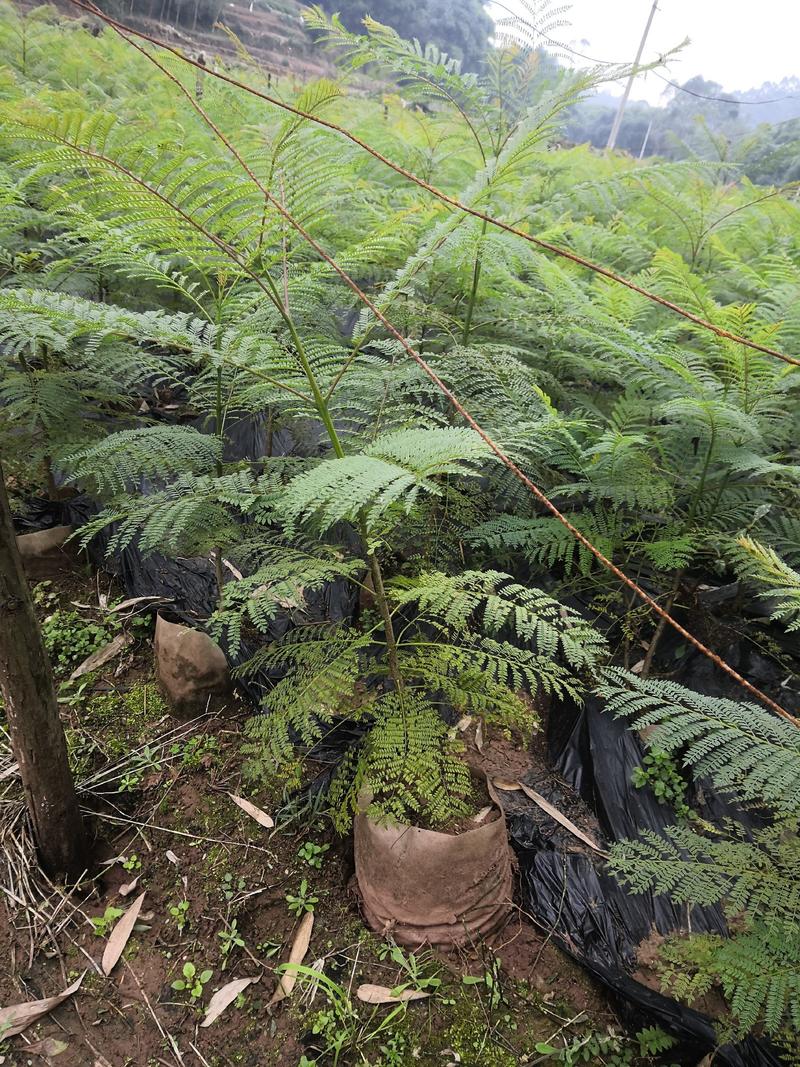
487 1 800 105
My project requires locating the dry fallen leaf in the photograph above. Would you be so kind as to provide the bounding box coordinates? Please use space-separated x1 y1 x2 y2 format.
222 558 244 581
491 779 521 792
107 595 166 614
356 984 430 1004
70 633 132 680
229 794 274 829
0 972 85 1038
118 875 140 898
102 892 146 975
474 719 485 754
165 850 180 865
516 783 607 855
471 805 493 824
269 911 314 1006
23 1036 69 1057
200 976 258 1027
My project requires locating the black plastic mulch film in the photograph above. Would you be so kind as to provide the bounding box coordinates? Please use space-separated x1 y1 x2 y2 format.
509 700 781 1066
16 412 783 1066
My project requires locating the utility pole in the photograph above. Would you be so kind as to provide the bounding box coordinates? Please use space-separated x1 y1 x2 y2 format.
606 0 659 152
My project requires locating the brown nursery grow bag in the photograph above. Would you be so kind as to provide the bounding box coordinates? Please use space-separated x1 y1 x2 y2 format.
16 525 76 580
354 805 513 947
154 613 232 717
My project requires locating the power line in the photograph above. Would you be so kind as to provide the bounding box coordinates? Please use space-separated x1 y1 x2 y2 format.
491 0 800 107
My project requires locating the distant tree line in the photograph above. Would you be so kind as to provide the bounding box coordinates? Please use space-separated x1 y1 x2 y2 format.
93 0 494 69
95 0 226 32
566 75 800 185
314 0 494 71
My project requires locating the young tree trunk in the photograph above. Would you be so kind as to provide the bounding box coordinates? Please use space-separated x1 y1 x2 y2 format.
0 463 87 879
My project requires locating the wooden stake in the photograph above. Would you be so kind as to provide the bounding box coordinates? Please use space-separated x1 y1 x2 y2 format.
0 462 87 879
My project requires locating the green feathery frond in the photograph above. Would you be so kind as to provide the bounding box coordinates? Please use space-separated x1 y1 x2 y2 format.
657 925 800 1037
607 822 800 927
280 427 492 531
241 624 369 766
596 668 800 816
67 425 223 494
329 692 473 831
391 569 608 670
730 536 800 632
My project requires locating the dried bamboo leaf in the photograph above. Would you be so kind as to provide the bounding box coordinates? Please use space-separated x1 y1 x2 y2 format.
70 633 131 680
118 875 140 898
516 783 607 855
229 794 274 829
269 912 314 1006
200 976 258 1027
356 984 430 1004
0 972 85 1038
102 892 146 975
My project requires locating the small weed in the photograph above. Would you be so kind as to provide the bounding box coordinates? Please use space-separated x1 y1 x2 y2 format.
536 1025 678 1065
378 941 441 996
90 906 124 937
286 966 400 1066
462 954 503 1012
218 918 245 969
286 879 317 916
171 962 213 1003
169 899 190 933
632 748 690 820
121 853 141 871
223 871 246 901
298 841 329 869
40 607 117 674
256 939 281 960
171 733 219 769
119 744 162 793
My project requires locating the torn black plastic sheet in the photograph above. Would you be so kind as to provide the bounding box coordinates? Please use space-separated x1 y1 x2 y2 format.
506 699 782 1066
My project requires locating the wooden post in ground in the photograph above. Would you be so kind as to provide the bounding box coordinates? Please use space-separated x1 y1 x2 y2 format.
0 461 87 879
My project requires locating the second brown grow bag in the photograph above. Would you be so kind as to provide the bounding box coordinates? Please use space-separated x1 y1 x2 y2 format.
354 806 513 947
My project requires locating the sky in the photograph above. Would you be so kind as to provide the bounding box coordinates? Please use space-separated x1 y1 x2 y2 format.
487 0 800 105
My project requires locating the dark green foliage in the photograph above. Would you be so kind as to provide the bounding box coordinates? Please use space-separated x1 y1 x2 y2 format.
597 669 800 816
631 749 690 821
608 822 800 924
328 691 473 830
241 568 607 825
729 536 800 632
310 0 494 71
2 6 800 1041
657 926 800 1037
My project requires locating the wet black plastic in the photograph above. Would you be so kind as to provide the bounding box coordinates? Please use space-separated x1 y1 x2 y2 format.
508 697 782 1066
